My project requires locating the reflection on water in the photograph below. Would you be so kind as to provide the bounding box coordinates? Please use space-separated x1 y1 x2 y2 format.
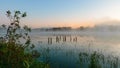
1 30 120 68
28 31 120 68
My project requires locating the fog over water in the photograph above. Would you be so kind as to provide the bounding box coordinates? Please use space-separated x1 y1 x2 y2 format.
1 28 120 67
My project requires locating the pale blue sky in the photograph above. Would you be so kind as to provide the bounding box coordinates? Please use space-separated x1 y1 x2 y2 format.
0 0 120 28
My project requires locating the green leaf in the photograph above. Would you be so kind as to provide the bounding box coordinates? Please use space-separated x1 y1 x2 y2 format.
22 12 27 17
6 10 11 15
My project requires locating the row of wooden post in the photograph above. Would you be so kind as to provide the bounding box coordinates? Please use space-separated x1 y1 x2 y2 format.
48 36 77 44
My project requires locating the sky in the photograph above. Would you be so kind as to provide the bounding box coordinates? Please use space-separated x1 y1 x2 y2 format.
0 0 120 28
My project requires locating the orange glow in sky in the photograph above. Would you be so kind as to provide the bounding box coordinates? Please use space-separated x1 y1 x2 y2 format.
1 0 120 28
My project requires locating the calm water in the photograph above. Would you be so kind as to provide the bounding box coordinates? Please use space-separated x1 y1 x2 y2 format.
1 30 120 68
30 30 120 68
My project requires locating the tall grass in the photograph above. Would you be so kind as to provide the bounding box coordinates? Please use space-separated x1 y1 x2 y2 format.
78 51 119 68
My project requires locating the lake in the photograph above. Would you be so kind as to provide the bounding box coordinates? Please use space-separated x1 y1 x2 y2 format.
29 30 120 68
1 30 120 68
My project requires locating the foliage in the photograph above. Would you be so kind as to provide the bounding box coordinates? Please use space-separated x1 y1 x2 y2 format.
0 10 47 68
78 51 119 68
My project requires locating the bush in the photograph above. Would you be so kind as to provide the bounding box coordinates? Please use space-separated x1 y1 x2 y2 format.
0 10 47 68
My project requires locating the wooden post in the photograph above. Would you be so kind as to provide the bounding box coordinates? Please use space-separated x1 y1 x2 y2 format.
70 36 72 42
56 36 59 43
63 36 66 42
73 37 77 42
48 37 52 44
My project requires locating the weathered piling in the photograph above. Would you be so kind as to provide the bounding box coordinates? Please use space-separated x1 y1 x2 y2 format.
70 36 72 42
73 37 77 42
48 37 52 44
59 36 61 41
63 36 66 42
56 36 59 43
